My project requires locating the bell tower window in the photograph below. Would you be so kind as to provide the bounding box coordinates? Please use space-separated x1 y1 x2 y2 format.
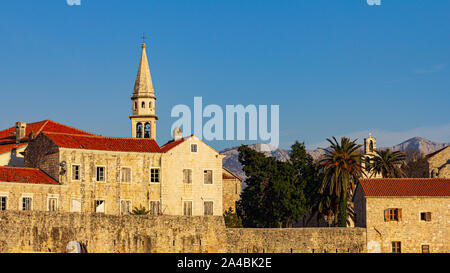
141 102 145 108
136 123 143 138
144 123 151 138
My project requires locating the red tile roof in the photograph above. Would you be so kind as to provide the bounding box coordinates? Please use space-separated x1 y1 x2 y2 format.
0 166 59 185
44 132 161 153
359 178 450 197
160 138 186 152
0 120 96 154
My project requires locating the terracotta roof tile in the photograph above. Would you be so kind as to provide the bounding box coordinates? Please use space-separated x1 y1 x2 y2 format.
44 132 161 153
0 166 59 185
0 120 96 154
359 178 450 197
160 138 186 152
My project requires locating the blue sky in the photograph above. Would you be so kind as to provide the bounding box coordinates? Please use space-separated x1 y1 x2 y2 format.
0 0 449 150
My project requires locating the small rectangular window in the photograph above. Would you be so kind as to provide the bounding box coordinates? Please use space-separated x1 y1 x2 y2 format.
120 200 131 214
204 201 214 216
422 245 430 253
392 241 401 253
48 198 58 211
204 170 213 184
149 201 160 215
150 168 160 183
183 201 193 216
121 167 131 183
183 169 192 184
96 167 105 182
420 212 432 221
191 144 198 153
22 197 32 211
72 165 80 181
95 200 105 213
0 196 7 211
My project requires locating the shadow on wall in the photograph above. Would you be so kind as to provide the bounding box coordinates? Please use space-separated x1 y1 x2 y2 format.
8 148 24 167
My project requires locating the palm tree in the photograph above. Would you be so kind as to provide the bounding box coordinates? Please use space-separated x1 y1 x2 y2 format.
318 137 363 227
131 205 149 215
365 149 406 178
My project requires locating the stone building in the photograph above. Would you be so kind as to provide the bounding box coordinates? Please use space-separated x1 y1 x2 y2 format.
222 167 242 213
427 146 450 178
353 178 450 253
0 42 241 216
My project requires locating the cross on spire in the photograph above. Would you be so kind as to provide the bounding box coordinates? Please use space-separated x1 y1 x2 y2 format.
141 32 147 48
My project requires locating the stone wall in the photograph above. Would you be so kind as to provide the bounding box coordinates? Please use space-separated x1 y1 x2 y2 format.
0 211 366 253
428 146 450 178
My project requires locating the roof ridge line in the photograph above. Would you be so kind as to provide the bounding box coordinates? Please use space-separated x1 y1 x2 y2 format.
43 131 160 141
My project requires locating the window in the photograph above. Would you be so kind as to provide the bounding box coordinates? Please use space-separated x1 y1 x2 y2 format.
150 168 160 183
0 196 7 211
134 102 137 110
72 165 80 181
136 123 143 138
120 200 131 215
144 123 151 138
420 212 432 222
95 200 105 213
96 167 105 182
384 208 402 222
392 241 401 253
149 102 153 109
141 102 145 108
121 167 131 183
422 245 430 253
22 197 32 211
71 199 81 212
48 198 58 211
149 201 160 215
204 201 213 216
183 169 192 184
183 201 193 216
191 144 198 153
204 170 213 184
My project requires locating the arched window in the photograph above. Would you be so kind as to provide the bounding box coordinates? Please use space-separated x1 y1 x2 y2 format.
149 102 153 109
141 102 145 108
369 140 374 153
134 102 137 110
144 123 151 138
136 123 143 138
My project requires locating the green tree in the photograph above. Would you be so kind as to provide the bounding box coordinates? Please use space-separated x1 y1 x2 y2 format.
401 148 429 178
365 149 406 178
223 207 243 228
318 137 363 227
131 205 149 215
237 145 307 228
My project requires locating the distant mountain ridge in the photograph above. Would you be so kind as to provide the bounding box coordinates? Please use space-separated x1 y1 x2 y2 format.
221 137 449 181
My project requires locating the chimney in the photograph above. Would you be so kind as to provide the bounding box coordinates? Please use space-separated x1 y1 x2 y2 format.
173 127 182 141
15 122 26 143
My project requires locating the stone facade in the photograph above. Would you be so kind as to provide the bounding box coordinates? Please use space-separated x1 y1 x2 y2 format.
0 211 366 253
354 185 449 253
222 167 242 213
427 146 450 178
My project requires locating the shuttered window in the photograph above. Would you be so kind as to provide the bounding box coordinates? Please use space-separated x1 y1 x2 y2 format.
150 201 160 215
0 196 6 211
183 169 192 184
121 200 131 214
22 197 32 211
183 201 192 216
204 201 213 216
150 168 160 183
121 167 131 183
422 245 430 253
72 165 80 181
96 167 105 182
48 198 58 211
95 200 105 213
420 212 432 221
204 170 213 184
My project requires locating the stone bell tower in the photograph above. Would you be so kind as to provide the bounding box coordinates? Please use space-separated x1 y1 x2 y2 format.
129 42 158 140
363 133 381 178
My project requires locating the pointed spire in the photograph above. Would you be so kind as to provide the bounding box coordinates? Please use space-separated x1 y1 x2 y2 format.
133 43 155 98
